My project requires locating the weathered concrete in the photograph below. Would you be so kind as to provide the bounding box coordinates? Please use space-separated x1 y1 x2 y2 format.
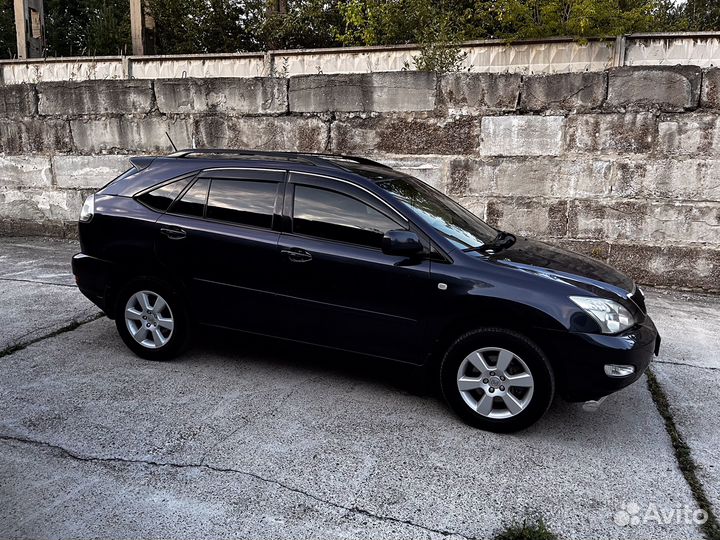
155 78 288 115
37 80 154 116
520 72 606 112
70 116 192 154
565 113 657 154
700 67 720 109
0 237 99 351
0 156 52 188
52 155 132 189
646 289 720 518
439 73 522 113
0 117 71 154
0 84 36 117
290 72 436 113
331 116 479 155
0 318 702 540
606 66 702 112
195 115 329 153
480 116 566 156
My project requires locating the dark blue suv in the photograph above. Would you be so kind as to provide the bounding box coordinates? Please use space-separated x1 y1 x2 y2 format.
72 150 660 432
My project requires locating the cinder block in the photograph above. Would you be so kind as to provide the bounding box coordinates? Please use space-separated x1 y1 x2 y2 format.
331 116 478 155
606 66 702 112
37 80 154 115
569 200 720 244
521 72 606 112
0 155 52 187
70 116 191 153
0 118 72 154
0 188 84 222
565 113 656 154
479 116 565 156
0 84 37 116
194 115 328 152
53 155 133 189
439 73 521 113
446 158 496 197
290 72 436 113
486 197 568 237
608 244 720 291
155 78 288 114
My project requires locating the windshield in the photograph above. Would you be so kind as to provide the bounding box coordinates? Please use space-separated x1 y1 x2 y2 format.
374 176 498 249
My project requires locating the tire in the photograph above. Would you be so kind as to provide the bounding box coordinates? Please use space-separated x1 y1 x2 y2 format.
440 328 554 433
114 278 190 361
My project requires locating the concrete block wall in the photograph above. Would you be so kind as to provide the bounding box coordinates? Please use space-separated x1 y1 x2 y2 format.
1 66 718 290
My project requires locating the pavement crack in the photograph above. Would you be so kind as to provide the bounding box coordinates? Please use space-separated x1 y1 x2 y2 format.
646 369 720 540
0 434 474 540
0 277 76 288
0 313 104 360
654 359 720 372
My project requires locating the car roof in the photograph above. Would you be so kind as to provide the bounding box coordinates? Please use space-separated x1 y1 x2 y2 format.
103 150 408 197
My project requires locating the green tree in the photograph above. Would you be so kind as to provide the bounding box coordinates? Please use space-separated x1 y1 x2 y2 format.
0 0 17 58
684 0 720 30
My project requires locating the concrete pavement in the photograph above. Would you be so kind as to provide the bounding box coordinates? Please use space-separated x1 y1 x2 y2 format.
0 237 717 540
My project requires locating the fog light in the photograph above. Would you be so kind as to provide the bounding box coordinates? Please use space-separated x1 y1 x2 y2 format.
604 364 635 377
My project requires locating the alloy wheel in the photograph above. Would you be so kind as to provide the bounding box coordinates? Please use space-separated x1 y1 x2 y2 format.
456 347 535 419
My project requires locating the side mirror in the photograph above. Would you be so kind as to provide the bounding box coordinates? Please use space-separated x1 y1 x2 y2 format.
382 230 424 257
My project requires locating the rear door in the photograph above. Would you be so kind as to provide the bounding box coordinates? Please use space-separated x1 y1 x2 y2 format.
155 167 286 332
275 172 432 363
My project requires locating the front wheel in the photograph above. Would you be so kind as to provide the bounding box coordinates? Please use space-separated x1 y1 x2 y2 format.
115 279 190 361
440 328 554 432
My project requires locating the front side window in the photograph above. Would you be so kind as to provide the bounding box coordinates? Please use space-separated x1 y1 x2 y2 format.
292 185 399 248
375 176 497 250
206 179 277 229
137 177 191 212
170 178 210 218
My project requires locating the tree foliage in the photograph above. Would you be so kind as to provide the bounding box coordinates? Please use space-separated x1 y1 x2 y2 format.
0 0 717 60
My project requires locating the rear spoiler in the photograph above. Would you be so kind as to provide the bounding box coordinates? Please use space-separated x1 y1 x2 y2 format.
129 156 156 171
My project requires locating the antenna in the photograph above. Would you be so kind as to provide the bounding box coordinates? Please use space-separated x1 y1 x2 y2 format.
165 131 177 152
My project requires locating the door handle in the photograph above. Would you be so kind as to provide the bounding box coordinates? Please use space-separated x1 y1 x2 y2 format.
160 227 187 240
281 248 312 263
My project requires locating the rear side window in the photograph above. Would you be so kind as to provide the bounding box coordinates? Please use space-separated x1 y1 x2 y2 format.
292 185 399 248
136 177 191 212
206 179 277 229
170 178 210 218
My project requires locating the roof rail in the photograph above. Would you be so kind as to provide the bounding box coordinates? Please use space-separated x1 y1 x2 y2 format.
168 148 391 170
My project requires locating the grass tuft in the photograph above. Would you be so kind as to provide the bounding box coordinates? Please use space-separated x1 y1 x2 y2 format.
494 519 557 540
647 368 720 540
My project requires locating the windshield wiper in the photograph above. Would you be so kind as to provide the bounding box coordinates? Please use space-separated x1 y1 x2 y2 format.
462 231 517 254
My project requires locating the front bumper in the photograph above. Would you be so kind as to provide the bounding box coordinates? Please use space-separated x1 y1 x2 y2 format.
537 316 660 402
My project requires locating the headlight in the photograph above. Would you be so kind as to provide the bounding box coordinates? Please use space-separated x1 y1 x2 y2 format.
79 194 94 222
570 296 635 334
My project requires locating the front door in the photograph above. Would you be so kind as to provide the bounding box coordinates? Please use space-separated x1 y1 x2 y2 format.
275 173 432 363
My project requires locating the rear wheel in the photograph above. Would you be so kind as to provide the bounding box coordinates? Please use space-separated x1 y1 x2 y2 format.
440 328 554 432
115 279 189 360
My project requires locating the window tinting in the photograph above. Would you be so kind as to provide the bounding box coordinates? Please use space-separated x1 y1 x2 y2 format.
292 185 399 248
376 177 497 250
206 179 276 228
137 177 191 212
170 178 209 218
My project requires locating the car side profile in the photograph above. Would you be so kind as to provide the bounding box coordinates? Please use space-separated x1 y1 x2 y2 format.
72 149 660 432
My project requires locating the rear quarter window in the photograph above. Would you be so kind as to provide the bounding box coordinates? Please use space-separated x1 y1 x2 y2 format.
136 177 192 212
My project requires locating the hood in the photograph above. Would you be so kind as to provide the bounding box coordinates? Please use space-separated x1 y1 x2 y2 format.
481 237 634 295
